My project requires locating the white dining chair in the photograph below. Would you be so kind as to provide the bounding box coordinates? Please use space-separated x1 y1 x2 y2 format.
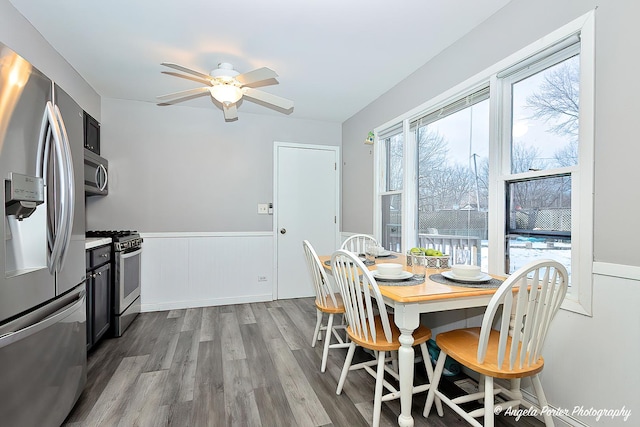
330 249 442 427
302 240 349 372
423 259 568 427
340 234 378 256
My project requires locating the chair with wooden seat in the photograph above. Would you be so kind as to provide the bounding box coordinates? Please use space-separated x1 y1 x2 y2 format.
303 240 349 373
330 249 443 427
340 234 379 256
423 259 568 427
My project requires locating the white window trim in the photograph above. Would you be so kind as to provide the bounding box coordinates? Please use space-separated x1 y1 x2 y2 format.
374 10 594 316
373 127 405 246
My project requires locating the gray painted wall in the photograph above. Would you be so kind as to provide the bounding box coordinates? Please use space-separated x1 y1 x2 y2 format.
592 1 640 267
0 0 100 119
342 0 640 268
86 98 341 232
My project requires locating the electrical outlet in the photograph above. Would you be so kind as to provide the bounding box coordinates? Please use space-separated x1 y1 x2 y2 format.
257 203 269 214
257 275 268 282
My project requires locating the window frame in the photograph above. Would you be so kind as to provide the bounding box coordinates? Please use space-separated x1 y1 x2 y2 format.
373 11 594 315
498 42 580 280
375 125 406 251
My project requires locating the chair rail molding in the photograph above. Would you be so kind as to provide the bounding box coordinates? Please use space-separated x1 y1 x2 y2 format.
592 261 640 281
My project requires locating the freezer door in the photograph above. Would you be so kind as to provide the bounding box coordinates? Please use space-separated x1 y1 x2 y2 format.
0 43 56 322
54 85 86 294
0 284 87 427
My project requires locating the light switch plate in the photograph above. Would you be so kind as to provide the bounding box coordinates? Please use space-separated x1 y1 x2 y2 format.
258 203 269 214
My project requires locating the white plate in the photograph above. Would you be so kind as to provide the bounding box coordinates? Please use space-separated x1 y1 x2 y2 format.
442 271 492 283
371 270 414 281
375 250 392 257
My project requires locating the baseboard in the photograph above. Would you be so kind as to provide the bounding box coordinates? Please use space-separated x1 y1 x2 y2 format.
518 388 592 427
141 293 273 312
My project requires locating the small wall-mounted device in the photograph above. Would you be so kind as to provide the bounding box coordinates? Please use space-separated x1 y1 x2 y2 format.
268 203 273 214
258 203 269 214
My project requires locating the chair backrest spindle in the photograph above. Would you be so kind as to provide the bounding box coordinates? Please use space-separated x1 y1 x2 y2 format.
331 250 392 344
477 260 568 371
340 234 379 255
303 240 337 308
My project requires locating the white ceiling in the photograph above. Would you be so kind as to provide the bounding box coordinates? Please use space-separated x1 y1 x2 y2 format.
11 0 510 123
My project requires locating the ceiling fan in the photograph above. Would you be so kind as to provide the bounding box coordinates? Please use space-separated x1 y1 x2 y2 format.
157 62 294 121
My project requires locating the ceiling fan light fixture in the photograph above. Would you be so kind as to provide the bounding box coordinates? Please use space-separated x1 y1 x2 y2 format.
209 84 242 106
159 62 294 120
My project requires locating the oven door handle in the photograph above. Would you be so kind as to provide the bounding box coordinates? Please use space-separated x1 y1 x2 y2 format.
96 164 108 191
120 248 142 259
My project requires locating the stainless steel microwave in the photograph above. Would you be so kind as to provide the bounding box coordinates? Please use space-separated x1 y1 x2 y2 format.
84 148 108 195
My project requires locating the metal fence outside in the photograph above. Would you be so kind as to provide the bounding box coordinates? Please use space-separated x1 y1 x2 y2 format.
383 208 571 248
418 210 488 239
514 208 571 232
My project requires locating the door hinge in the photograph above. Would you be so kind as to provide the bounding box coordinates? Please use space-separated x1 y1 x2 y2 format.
334 162 337 170
334 216 336 224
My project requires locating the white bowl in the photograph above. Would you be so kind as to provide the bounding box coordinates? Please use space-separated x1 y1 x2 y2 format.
451 264 481 278
373 245 387 256
376 263 404 277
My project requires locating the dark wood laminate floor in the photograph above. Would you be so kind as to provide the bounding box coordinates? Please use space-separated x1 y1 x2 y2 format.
63 298 543 427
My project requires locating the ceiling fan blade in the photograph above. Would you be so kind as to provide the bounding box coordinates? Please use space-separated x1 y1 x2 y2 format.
161 62 211 81
235 67 278 86
242 87 294 110
156 86 210 101
223 103 238 121
161 71 212 86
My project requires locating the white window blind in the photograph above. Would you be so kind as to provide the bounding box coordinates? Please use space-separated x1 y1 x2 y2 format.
410 86 490 130
496 34 580 79
378 122 403 140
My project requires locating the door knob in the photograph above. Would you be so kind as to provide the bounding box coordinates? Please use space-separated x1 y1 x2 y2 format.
280 228 287 234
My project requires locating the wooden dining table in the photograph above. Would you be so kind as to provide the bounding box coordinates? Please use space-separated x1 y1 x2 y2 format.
319 253 504 427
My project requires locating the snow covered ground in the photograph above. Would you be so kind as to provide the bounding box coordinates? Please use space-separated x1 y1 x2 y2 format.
480 241 572 276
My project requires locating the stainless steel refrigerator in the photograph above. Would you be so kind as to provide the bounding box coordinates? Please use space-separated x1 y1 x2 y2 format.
0 43 87 426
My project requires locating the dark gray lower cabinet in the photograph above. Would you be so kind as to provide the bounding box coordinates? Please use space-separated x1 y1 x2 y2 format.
86 245 111 350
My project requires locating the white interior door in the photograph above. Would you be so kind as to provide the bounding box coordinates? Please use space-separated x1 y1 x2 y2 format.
274 142 339 299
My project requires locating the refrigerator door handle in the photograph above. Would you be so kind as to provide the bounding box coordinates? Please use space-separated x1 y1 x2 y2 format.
53 104 75 271
37 102 68 273
36 106 54 262
0 290 85 349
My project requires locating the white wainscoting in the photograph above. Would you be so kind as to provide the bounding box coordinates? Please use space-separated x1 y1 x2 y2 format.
140 232 274 312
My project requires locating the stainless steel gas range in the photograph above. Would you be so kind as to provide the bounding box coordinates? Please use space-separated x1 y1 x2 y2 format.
86 230 142 336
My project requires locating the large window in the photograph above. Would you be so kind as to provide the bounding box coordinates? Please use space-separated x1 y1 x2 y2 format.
501 44 580 280
412 88 490 270
374 13 594 314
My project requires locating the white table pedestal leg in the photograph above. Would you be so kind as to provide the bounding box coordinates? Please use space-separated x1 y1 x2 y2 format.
397 328 415 427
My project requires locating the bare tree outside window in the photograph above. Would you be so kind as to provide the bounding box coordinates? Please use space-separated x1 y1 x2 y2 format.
526 60 580 139
415 98 490 269
514 55 580 171
511 54 579 209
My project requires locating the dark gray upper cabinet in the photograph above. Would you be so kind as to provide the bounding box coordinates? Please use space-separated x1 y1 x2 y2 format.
83 111 100 154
